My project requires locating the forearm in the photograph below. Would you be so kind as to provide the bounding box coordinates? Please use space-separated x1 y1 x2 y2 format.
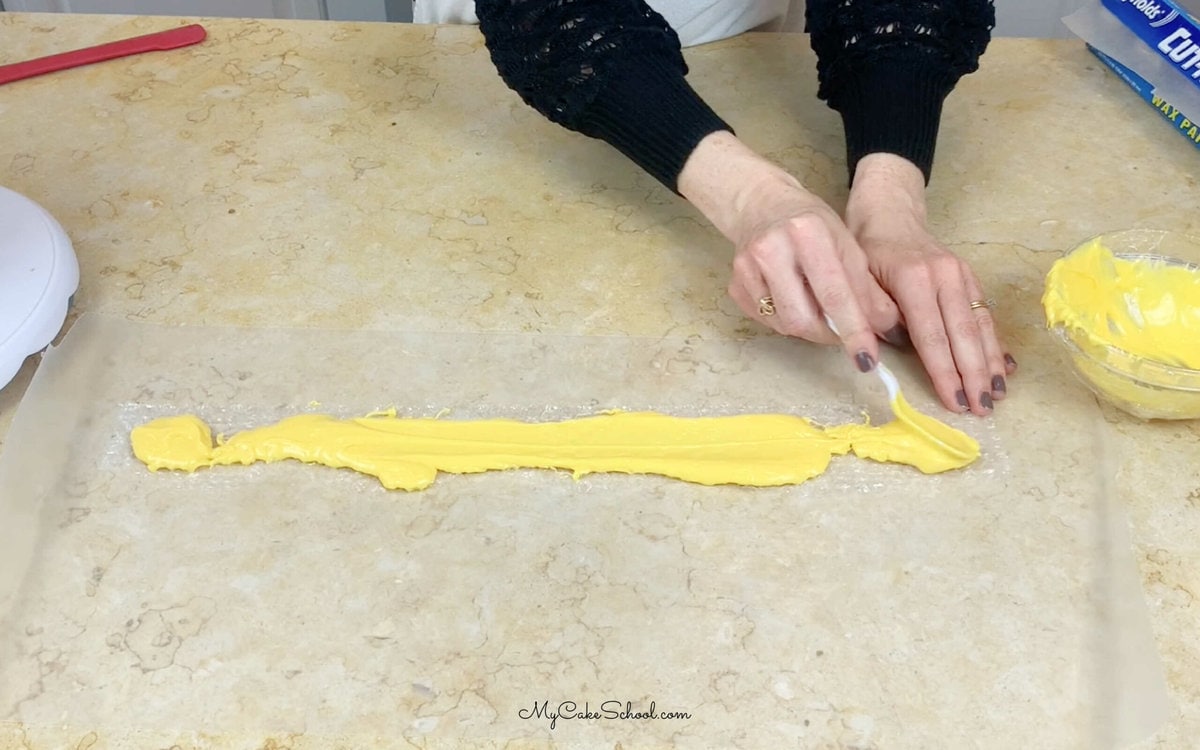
677 131 801 244
846 154 928 236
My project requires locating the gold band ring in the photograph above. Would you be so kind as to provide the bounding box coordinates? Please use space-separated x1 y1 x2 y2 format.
969 298 996 311
758 295 775 316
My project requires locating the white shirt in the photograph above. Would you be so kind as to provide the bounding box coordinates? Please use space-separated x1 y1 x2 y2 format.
413 0 795 47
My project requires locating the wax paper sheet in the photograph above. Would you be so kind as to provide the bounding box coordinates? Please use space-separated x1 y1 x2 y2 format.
0 314 1169 748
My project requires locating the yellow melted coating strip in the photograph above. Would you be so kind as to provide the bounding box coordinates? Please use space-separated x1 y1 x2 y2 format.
131 404 980 491
1043 239 1200 369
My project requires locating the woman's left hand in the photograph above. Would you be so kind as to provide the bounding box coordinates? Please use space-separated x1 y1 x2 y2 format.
846 154 1017 416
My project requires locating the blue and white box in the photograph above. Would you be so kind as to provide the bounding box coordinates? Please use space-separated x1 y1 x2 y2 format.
1066 0 1200 150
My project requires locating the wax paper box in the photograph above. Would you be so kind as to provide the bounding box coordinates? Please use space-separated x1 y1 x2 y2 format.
1066 0 1200 151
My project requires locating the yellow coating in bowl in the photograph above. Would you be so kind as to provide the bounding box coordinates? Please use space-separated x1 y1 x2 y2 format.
1043 239 1200 419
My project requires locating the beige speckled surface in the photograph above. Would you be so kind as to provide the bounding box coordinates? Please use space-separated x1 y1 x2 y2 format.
0 12 1198 749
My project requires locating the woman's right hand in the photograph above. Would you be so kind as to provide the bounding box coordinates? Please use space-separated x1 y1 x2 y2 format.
678 131 903 373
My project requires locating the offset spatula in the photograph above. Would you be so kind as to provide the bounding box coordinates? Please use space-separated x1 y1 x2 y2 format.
0 24 206 87
824 313 979 463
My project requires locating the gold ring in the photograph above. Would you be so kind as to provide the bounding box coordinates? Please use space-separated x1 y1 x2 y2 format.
969 298 996 311
758 295 775 316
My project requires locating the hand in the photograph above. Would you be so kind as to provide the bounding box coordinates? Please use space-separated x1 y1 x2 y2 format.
846 154 1018 415
678 132 901 373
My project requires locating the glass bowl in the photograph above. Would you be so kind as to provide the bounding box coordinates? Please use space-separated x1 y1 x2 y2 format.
1046 229 1200 421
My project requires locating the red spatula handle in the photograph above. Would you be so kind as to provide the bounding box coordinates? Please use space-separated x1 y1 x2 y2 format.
0 23 206 87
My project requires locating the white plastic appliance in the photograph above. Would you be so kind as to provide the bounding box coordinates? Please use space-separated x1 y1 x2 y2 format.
0 186 79 390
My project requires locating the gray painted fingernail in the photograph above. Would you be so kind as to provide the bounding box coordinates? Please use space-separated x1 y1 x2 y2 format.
955 390 969 410
855 351 875 373
980 392 994 410
992 375 1007 393
881 324 911 348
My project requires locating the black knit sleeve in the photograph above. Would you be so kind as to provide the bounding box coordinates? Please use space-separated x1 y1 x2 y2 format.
476 0 732 191
806 0 995 184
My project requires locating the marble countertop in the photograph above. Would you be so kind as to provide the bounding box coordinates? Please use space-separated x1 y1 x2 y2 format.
0 12 1197 749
